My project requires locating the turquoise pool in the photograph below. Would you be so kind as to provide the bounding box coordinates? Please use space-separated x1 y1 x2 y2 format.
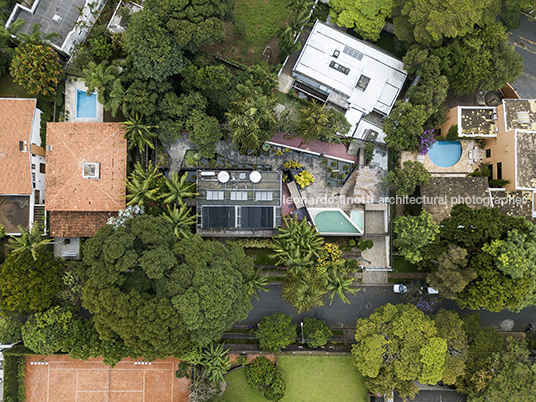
350 210 364 231
428 140 462 168
313 210 360 234
76 89 97 119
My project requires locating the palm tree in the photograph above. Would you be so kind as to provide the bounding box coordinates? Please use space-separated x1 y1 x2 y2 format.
246 268 270 300
106 78 125 118
271 243 314 273
297 100 332 141
83 60 121 105
162 171 197 205
282 268 327 313
162 203 197 239
125 161 161 206
7 224 52 261
201 343 231 384
280 9 310 39
226 82 277 151
286 0 314 13
122 112 158 156
273 215 324 259
326 269 359 305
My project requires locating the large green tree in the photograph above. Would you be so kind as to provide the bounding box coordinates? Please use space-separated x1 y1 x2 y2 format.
10 23 61 97
123 11 187 82
393 0 496 45
468 338 536 401
352 304 464 399
226 82 278 151
256 313 296 353
329 0 394 41
386 160 431 197
142 0 234 52
423 204 536 312
427 245 477 299
434 21 523 95
394 211 439 265
0 250 63 314
82 215 255 358
383 102 429 152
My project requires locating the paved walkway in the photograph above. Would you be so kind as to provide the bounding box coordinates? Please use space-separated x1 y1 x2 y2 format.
361 270 388 284
270 133 358 163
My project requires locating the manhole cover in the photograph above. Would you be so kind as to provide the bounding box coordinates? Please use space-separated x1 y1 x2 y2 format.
365 303 372 309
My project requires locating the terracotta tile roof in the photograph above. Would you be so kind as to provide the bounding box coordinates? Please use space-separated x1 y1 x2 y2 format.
45 122 127 212
0 98 37 195
49 211 116 237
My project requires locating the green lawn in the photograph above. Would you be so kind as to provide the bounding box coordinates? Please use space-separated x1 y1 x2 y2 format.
217 368 267 402
0 71 32 98
219 356 368 402
206 0 290 65
393 255 430 273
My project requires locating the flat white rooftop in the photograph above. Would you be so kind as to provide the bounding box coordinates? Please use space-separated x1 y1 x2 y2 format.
293 21 407 117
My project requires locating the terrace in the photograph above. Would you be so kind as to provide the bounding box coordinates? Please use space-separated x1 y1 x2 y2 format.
503 99 536 130
460 107 497 136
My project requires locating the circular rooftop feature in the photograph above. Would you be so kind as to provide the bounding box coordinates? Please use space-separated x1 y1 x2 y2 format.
218 171 230 183
250 171 262 183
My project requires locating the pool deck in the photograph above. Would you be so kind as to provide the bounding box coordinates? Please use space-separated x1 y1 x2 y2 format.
64 76 104 122
400 139 482 175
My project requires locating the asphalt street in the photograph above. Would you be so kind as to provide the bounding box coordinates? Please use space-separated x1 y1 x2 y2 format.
238 284 536 332
509 15 536 98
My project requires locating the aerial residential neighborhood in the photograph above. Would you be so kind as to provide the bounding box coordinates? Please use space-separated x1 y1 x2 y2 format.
1 0 536 401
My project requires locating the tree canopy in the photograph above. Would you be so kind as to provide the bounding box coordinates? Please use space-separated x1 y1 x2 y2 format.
422 204 536 312
329 0 394 41
0 250 64 315
394 211 439 264
82 215 255 358
352 304 468 399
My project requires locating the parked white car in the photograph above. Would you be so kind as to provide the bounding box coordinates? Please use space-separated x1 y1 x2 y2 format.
393 284 407 294
421 285 439 295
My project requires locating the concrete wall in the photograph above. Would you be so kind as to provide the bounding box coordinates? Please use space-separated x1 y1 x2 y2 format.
439 106 458 137
483 128 517 190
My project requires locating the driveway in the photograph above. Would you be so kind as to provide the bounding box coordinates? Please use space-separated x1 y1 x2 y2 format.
238 284 536 332
509 15 536 98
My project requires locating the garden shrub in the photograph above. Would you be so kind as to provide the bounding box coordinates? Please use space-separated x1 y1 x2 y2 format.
295 170 314 188
0 223 5 239
256 313 296 353
246 357 285 401
3 355 25 402
303 317 332 348
488 179 510 188
446 124 459 140
0 316 22 344
348 239 356 247
283 160 302 170
364 142 375 164
358 239 374 251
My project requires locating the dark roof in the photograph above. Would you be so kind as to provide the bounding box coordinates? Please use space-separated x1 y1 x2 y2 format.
196 170 282 234
242 206 274 229
0 195 30 234
201 206 235 229
394 390 466 402
421 177 490 223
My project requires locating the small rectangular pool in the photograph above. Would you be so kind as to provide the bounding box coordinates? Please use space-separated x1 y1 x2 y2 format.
311 209 361 235
76 89 97 119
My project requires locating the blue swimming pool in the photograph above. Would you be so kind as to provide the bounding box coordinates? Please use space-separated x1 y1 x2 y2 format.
428 140 462 168
76 89 97 119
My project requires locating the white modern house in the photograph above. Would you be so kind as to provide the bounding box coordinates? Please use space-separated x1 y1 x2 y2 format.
5 0 106 57
0 98 46 235
292 21 407 143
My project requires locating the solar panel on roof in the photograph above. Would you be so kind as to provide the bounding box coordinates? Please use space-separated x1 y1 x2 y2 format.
202 206 235 228
241 207 274 229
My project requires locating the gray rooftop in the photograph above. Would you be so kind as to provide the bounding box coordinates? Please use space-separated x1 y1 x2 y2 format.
515 130 536 189
503 99 536 131
9 0 86 48
196 170 282 235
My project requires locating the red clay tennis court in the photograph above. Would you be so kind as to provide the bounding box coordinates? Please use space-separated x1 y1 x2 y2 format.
24 355 191 402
